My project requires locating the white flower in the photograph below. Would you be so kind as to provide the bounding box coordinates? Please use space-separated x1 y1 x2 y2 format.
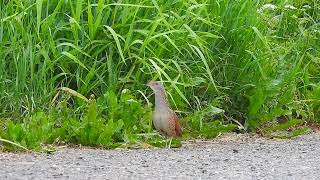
121 89 130 94
284 5 297 10
260 4 277 11
302 5 311 9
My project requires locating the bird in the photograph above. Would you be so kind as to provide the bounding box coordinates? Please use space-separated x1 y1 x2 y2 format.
147 80 182 148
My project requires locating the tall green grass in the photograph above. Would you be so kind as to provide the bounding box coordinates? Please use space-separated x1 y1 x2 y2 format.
0 0 319 150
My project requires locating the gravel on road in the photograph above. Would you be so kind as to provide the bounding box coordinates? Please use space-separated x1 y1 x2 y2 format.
1 132 320 180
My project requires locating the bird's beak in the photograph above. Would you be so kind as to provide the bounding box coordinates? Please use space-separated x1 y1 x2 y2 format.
146 81 152 87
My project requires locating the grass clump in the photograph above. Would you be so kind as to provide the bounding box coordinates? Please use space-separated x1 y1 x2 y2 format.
0 0 319 151
1 89 153 151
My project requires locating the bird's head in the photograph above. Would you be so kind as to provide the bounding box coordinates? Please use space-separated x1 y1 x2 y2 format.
147 80 164 92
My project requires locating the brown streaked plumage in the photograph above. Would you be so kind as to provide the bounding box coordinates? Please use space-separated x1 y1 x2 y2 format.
147 80 182 138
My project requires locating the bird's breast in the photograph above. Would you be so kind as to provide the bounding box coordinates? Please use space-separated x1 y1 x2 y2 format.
153 109 170 131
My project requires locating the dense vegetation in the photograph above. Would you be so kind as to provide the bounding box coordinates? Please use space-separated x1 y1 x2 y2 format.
0 0 319 151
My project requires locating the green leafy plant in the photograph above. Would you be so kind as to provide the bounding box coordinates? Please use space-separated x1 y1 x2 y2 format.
0 112 55 151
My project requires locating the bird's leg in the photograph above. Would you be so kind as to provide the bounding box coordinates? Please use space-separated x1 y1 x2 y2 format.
165 137 168 148
168 137 173 148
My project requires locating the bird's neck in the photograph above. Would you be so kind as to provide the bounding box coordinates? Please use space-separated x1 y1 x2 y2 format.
154 89 170 110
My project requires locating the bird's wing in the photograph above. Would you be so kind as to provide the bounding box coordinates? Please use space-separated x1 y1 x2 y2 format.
170 110 182 137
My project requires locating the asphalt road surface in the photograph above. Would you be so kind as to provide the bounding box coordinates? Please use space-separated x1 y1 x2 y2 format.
1 132 320 180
